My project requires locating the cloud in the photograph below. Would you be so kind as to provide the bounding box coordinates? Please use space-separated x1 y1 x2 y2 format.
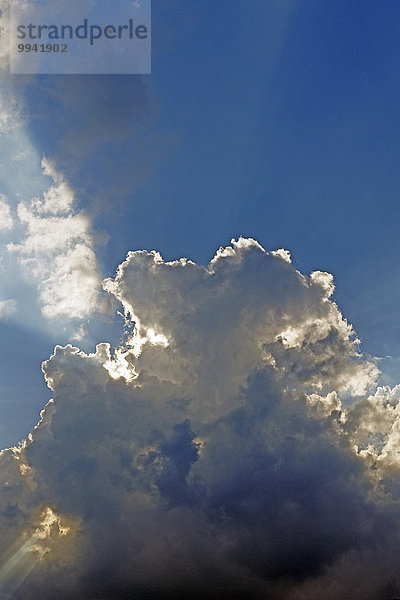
0 195 13 231
0 238 400 599
0 298 17 319
7 159 102 321
0 67 108 333
21 75 169 211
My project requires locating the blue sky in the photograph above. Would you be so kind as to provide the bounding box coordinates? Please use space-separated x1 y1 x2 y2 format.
1 0 400 441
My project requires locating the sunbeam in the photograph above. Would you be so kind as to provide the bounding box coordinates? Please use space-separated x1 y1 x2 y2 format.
0 507 70 598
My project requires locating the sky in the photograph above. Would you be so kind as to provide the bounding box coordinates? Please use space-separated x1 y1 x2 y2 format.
1 1 400 599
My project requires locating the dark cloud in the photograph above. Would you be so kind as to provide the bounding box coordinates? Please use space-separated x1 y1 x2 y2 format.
21 76 165 210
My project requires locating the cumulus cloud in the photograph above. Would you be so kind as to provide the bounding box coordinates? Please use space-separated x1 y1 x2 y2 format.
7 159 102 321
0 238 400 600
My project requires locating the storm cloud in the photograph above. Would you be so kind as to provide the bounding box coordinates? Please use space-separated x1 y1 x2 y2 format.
1 238 400 599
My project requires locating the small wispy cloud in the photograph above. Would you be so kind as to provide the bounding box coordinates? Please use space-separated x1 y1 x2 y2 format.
0 297 17 319
0 194 13 231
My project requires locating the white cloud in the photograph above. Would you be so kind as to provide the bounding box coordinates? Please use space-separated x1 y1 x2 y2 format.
0 195 13 232
8 159 101 321
0 238 399 600
104 237 378 407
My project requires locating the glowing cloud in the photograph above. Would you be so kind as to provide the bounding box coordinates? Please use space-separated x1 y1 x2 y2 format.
7 159 102 321
0 239 399 600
